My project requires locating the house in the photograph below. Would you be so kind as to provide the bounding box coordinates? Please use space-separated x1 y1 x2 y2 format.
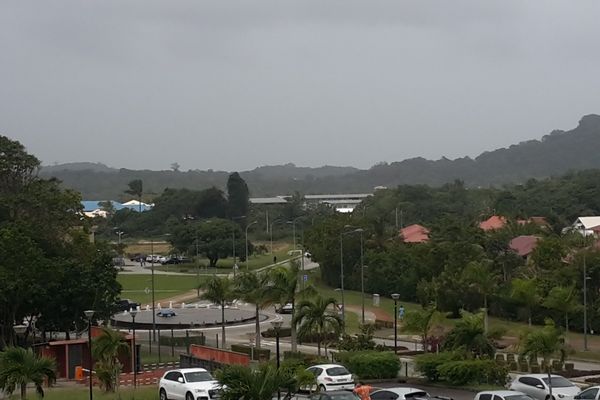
517 216 549 228
479 215 507 231
569 217 600 236
400 224 430 243
509 235 540 258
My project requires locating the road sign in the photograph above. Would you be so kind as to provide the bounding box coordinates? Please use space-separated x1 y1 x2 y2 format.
303 274 308 282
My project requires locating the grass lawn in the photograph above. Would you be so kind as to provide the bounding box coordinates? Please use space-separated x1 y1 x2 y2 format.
44 386 157 400
117 274 203 304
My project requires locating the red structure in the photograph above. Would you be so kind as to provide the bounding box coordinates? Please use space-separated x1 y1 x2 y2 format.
479 215 507 231
39 326 135 380
190 345 250 367
399 224 430 243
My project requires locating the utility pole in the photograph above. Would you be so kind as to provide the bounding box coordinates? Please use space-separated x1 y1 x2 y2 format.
584 254 589 351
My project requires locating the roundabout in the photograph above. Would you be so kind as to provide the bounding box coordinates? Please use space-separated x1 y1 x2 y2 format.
111 302 264 329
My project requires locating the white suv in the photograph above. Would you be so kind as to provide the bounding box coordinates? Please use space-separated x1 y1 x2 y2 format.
509 374 580 400
159 368 220 400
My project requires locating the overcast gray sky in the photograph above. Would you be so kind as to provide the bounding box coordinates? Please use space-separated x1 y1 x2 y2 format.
1 1 600 171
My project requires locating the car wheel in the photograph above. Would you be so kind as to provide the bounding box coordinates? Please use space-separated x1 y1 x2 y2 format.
319 384 327 392
545 396 555 400
159 388 169 400
186 392 194 400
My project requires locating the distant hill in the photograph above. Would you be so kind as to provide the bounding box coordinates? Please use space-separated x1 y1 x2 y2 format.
40 114 600 199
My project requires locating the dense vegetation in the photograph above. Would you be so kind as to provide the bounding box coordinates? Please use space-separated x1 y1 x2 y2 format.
41 114 600 198
0 136 120 347
304 176 600 332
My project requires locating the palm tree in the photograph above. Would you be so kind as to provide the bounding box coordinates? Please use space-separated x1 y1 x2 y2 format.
511 278 541 326
293 296 342 357
462 259 498 332
269 262 316 352
0 346 56 399
401 306 440 353
200 275 235 348
233 271 277 349
442 311 499 358
92 327 129 392
520 319 566 399
216 362 315 400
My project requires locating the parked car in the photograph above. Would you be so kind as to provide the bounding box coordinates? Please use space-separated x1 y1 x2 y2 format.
305 364 354 392
310 391 360 400
129 253 146 262
475 391 535 400
116 299 139 312
162 256 192 265
112 257 126 267
371 387 433 400
157 309 177 318
158 368 220 400
509 374 580 400
575 386 600 400
276 303 293 314
146 254 162 263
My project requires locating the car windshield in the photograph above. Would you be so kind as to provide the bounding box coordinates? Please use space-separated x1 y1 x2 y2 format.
326 367 350 376
184 371 214 382
541 377 574 388
329 393 360 400
506 395 535 400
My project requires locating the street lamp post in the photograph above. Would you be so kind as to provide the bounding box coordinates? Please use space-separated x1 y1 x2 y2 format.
391 293 400 355
271 320 283 400
84 310 94 400
151 239 156 342
584 255 590 351
130 309 138 388
245 221 257 270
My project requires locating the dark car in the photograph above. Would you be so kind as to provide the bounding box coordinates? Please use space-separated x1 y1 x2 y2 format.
129 253 146 262
157 309 177 317
161 256 192 265
309 391 359 400
116 299 139 312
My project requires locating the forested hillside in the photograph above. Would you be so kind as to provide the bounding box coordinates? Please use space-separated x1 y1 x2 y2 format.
40 114 600 199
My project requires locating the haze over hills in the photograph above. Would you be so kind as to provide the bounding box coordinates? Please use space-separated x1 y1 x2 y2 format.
39 114 600 199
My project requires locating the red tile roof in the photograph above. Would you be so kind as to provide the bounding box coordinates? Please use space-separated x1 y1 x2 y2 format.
400 224 430 243
479 215 507 231
509 235 540 257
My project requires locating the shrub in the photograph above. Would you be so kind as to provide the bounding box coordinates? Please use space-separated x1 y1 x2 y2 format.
415 352 462 382
230 344 270 361
262 327 292 338
336 351 400 379
565 362 575 372
437 360 508 386
509 361 518 371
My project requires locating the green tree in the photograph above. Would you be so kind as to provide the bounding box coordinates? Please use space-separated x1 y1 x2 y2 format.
200 276 235 348
0 346 56 399
227 172 249 220
401 306 441 353
462 259 499 332
233 271 277 349
269 262 317 352
511 278 541 326
124 179 143 212
92 327 129 392
543 286 580 341
520 320 566 399
293 296 342 357
216 363 314 400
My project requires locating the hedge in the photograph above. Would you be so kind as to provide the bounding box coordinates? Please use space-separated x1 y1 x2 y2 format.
160 335 206 347
262 327 292 338
415 352 463 382
437 360 508 386
335 351 400 379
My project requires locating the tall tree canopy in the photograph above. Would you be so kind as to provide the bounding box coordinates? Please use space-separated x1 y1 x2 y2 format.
227 172 249 220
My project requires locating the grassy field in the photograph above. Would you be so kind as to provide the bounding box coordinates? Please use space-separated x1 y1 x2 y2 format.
44 386 157 400
117 274 203 304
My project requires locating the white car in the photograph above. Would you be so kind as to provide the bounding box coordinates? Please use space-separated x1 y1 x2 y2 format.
575 386 600 400
475 391 535 400
509 374 580 400
371 387 432 400
306 364 354 392
159 368 220 400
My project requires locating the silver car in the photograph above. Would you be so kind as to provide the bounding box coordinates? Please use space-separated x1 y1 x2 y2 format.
475 390 535 400
575 386 600 400
509 374 580 400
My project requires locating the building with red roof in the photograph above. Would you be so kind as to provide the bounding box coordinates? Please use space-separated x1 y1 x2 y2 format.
479 215 507 231
400 224 430 243
509 235 540 258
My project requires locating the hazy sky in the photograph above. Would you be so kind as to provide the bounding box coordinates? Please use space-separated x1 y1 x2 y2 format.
2 1 600 171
